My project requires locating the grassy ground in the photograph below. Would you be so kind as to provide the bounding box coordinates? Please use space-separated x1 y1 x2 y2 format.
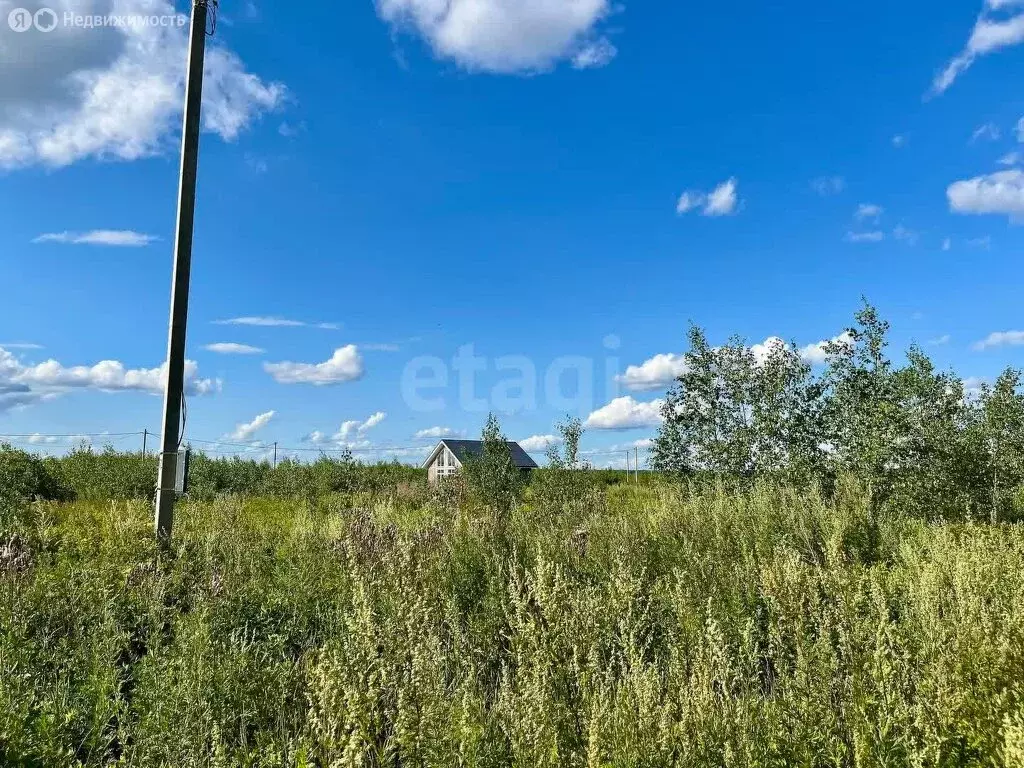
2 483 1024 767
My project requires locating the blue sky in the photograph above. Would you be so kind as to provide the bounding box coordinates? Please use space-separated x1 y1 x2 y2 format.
2 0 1024 466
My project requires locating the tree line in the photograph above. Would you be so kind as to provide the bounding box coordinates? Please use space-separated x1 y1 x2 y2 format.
652 302 1024 521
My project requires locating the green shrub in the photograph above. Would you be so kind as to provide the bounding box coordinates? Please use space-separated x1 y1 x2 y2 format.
2 484 1023 766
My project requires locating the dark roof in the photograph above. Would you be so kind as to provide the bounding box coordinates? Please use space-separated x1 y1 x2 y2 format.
438 439 539 469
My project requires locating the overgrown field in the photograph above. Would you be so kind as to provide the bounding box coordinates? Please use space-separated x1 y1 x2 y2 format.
2 481 1024 767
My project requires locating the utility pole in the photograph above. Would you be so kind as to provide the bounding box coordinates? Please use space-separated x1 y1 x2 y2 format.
154 0 212 543
635 447 639 484
625 451 630 479
142 429 148 456
273 442 278 469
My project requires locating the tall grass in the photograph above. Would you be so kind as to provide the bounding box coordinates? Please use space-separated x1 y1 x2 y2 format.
1 482 1023 766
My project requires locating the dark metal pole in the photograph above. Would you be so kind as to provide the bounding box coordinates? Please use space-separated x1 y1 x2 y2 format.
142 429 148 456
155 0 209 543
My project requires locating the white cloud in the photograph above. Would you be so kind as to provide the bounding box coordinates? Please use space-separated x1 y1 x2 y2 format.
214 316 306 327
212 316 339 329
336 411 387 441
376 0 616 73
947 169 1024 218
1017 117 1024 142
929 334 952 346
942 237 952 251
749 336 787 364
414 426 464 439
675 191 705 214
0 342 43 350
617 353 687 392
585 396 664 430
519 434 561 452
302 430 329 445
932 9 1024 95
846 231 885 243
963 376 988 398
617 334 850 392
973 330 1024 350
26 433 60 445
998 150 1022 166
32 230 157 246
363 343 401 352
0 345 219 411
971 122 1002 142
264 345 365 385
0 0 285 170
203 342 265 355
228 410 275 441
677 177 740 217
571 38 617 69
967 235 993 248
892 134 907 148
799 332 854 365
893 225 920 245
810 176 845 196
855 203 884 221
704 178 739 216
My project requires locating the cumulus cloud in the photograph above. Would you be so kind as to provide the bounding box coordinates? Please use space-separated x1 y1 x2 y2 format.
414 426 464 439
304 413 386 445
704 178 739 216
947 169 1024 219
618 334 851 392
799 332 854 365
617 353 688 392
932 4 1024 95
340 411 386 438
32 229 157 246
264 346 364 385
227 410 275 441
519 434 561 452
0 345 219 411
999 150 1022 166
676 177 740 217
203 342 265 355
0 0 285 170
973 330 1024 350
585 396 664 430
376 0 617 73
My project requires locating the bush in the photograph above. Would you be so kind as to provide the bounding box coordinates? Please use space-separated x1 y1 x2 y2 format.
1 484 1023 765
